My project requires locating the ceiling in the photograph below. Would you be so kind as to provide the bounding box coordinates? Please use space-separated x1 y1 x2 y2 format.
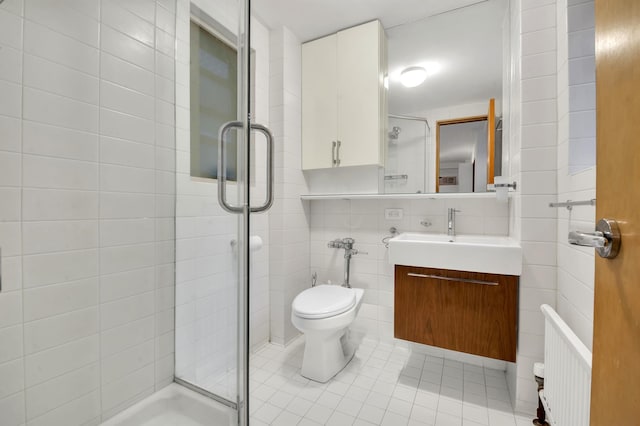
252 0 488 43
253 0 507 115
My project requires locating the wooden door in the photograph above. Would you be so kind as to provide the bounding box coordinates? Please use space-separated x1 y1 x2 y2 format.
590 0 640 423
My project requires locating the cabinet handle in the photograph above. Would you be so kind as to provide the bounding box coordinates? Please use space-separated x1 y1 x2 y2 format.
336 140 341 166
332 141 337 166
407 272 498 286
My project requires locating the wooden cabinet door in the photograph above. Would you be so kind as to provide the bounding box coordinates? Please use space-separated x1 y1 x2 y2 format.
394 265 518 362
336 20 384 168
301 33 337 170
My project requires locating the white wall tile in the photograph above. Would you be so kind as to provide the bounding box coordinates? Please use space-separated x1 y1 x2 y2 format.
23 249 98 288
23 54 99 104
0 44 22 83
101 52 155 96
24 87 98 133
0 80 21 118
0 358 24 400
101 363 154 413
23 278 98 322
101 1 155 47
24 307 98 354
23 221 98 255
100 291 155 331
0 8 23 49
23 121 98 161
24 20 98 76
100 108 155 145
101 80 155 120
27 390 100 426
25 364 99 421
101 340 154 385
101 316 155 358
100 164 155 193
25 335 98 387
23 155 98 190
0 325 22 364
522 4 556 33
100 24 155 71
0 291 22 329
24 0 99 47
2 1 178 422
0 391 25 426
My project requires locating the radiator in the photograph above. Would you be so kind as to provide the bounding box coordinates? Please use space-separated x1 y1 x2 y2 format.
540 304 592 426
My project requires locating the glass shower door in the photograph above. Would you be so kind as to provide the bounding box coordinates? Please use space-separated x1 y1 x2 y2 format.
173 0 269 424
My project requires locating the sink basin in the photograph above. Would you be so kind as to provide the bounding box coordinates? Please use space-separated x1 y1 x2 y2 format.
388 232 522 275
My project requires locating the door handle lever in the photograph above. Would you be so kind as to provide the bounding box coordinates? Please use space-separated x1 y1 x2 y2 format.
568 231 606 248
568 218 620 259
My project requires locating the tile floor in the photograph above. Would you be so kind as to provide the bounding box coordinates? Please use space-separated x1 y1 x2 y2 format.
248 337 532 426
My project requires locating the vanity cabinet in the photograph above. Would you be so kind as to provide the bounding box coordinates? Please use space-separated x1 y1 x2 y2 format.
394 265 518 362
301 20 387 170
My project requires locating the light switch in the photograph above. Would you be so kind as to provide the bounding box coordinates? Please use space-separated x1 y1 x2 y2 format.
385 208 404 220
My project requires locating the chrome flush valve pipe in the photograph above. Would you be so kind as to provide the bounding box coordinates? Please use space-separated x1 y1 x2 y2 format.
327 237 367 288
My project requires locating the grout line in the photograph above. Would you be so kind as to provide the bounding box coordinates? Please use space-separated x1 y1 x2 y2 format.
19 0 27 421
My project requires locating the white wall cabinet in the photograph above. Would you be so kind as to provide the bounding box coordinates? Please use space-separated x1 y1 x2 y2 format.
302 20 387 170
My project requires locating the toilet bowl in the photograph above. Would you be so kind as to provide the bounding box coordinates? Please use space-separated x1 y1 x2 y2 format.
291 284 364 383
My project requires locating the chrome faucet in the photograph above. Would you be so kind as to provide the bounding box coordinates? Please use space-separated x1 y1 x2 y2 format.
327 238 367 288
447 208 461 238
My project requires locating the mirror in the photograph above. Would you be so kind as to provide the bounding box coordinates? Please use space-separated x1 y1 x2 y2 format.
435 99 503 193
384 0 508 194
254 0 510 194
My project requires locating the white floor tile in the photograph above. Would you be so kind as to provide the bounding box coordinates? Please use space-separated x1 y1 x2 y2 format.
246 339 523 426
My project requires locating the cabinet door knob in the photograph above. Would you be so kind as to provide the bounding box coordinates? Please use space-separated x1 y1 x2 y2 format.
336 140 341 166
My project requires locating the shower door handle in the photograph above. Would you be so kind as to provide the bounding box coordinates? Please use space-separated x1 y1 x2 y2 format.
249 123 274 213
218 120 244 213
218 121 275 214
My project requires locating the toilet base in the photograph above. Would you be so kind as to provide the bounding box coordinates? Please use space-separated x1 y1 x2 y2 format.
300 328 355 383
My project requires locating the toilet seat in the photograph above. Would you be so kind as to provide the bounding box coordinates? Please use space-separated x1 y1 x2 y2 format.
292 285 356 319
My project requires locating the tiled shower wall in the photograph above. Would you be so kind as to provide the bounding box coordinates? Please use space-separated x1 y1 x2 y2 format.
0 0 177 424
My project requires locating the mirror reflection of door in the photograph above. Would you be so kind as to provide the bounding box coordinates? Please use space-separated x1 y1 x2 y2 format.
435 98 498 193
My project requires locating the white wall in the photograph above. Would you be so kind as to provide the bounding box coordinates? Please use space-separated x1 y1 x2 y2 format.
0 0 177 423
556 0 596 350
173 0 271 399
506 0 560 413
268 26 311 346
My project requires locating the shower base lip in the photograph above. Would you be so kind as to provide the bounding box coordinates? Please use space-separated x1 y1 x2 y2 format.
101 382 236 426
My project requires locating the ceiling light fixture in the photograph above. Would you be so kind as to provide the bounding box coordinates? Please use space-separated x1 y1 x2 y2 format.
400 66 427 88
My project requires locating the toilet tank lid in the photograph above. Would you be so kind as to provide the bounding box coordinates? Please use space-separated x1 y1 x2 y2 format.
292 285 356 319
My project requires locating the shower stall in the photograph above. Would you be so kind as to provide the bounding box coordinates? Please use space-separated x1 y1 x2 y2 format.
0 0 268 424
384 115 430 194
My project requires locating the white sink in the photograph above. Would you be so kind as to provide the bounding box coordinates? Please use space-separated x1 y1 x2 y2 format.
388 232 522 275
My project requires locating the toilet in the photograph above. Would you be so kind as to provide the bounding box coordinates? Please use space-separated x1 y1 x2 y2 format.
291 284 364 382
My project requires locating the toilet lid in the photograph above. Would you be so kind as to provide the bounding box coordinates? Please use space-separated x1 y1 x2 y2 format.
292 285 356 319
